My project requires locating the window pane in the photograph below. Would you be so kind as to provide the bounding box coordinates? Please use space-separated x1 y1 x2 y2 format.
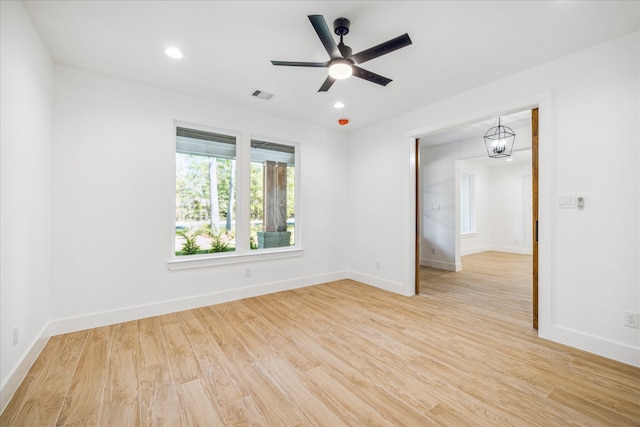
250 140 296 249
175 128 236 255
461 174 475 234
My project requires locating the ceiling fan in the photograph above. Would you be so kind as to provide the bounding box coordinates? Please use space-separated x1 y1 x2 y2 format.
271 15 412 92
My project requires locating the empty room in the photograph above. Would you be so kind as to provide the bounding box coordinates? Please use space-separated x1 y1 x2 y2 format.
1 1 639 425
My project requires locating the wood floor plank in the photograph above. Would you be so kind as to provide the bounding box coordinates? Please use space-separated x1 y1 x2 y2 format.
3 252 640 426
176 379 225 426
137 316 165 369
138 363 182 427
302 365 395 427
98 321 139 426
56 326 114 426
160 322 202 385
209 313 311 426
98 350 140 427
2 331 89 427
253 354 346 426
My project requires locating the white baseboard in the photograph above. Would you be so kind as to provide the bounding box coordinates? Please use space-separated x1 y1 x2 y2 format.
419 258 458 272
49 271 348 336
540 324 639 368
346 271 413 297
460 246 492 256
1 324 50 414
489 246 533 255
461 246 533 256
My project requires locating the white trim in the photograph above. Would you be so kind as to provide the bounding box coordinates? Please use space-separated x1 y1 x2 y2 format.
48 270 346 336
419 259 459 272
541 325 640 368
167 247 303 270
460 246 490 256
347 270 413 297
0 325 49 414
460 246 533 256
468 246 533 256
488 246 533 255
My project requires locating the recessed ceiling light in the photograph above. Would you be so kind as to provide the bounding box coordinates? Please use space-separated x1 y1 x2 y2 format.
164 47 183 59
506 158 513 162
334 101 345 109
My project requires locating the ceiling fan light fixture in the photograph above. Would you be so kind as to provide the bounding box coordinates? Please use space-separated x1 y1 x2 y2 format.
328 59 353 79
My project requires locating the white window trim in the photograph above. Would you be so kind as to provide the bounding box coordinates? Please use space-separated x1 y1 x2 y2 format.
167 247 304 270
168 121 302 270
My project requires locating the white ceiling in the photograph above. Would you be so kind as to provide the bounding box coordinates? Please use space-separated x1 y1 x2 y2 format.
420 109 531 147
23 1 639 132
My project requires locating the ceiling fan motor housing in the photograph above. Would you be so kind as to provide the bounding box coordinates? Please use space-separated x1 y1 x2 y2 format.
334 17 350 36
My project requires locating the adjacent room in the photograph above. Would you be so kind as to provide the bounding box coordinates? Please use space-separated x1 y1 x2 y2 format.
2 1 639 425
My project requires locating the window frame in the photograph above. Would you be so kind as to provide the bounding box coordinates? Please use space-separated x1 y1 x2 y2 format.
168 122 302 270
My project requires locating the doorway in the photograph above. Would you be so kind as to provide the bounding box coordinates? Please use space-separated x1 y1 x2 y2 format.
415 108 539 328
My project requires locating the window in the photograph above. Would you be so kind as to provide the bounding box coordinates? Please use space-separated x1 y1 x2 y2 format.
250 140 296 249
175 127 237 255
172 124 300 265
461 174 475 234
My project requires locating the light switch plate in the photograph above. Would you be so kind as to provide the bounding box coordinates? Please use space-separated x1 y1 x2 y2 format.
557 195 576 208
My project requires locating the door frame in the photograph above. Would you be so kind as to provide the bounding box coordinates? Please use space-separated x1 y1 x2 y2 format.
532 108 539 329
414 108 540 329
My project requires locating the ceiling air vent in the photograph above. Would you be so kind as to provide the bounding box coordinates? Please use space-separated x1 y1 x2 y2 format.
252 90 274 101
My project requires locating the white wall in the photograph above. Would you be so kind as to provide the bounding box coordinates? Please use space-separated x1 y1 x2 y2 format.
0 0 53 410
348 31 640 366
458 160 491 257
49 66 350 333
488 161 532 254
459 159 532 258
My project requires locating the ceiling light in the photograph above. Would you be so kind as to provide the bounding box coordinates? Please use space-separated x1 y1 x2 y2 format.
334 102 345 109
483 117 516 158
328 59 352 80
164 47 183 59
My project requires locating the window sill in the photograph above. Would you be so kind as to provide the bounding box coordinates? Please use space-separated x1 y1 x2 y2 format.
167 247 303 270
461 232 477 238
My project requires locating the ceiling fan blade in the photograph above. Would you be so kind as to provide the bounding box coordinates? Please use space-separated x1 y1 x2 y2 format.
308 15 341 59
349 33 412 64
352 66 392 86
318 76 336 92
271 60 328 67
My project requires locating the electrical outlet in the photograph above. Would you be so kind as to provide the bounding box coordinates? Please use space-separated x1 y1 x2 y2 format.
13 327 19 345
244 268 251 278
624 311 639 328
431 248 436 255
376 261 381 270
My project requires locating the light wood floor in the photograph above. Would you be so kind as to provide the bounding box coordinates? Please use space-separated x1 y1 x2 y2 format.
2 252 639 426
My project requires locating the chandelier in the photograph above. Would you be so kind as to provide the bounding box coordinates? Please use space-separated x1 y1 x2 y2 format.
484 117 516 158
